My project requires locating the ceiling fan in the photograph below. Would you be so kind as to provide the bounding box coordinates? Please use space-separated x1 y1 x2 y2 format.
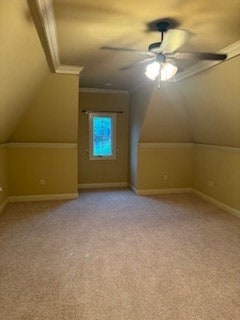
101 21 227 85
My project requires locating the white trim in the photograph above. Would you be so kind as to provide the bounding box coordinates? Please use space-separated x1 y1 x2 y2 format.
194 143 240 153
0 144 8 149
78 182 128 189
9 193 78 202
219 40 240 60
34 0 60 70
0 198 9 215
134 188 192 195
30 2 240 86
3 189 240 219
80 88 129 95
192 189 240 219
139 143 194 149
56 65 84 75
176 40 240 82
8 143 77 148
29 1 83 74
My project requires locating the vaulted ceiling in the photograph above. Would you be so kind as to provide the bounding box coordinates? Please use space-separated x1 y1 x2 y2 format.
1 0 240 147
0 0 48 143
53 0 240 90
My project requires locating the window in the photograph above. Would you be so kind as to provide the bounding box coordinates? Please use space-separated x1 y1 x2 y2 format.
89 113 116 160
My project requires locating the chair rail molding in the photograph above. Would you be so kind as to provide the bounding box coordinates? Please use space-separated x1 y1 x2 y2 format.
7 143 77 148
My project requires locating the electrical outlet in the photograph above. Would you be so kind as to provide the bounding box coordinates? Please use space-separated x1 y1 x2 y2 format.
207 180 213 189
0 187 3 192
40 178 45 185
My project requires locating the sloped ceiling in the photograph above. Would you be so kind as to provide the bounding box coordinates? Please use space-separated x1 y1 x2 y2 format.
0 0 48 143
139 83 192 143
178 56 240 147
134 54 240 147
53 0 240 90
2 1 239 149
10 74 79 143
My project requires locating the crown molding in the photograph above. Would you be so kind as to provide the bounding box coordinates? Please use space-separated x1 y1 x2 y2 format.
28 0 83 75
175 40 240 82
29 1 239 84
222 40 240 59
27 0 59 71
56 65 84 75
80 88 129 94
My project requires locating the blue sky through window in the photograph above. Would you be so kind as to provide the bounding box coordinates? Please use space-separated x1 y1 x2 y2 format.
93 117 112 156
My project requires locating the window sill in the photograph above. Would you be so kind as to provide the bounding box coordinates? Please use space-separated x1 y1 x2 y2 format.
89 156 116 161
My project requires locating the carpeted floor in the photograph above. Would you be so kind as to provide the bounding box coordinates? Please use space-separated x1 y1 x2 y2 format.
0 189 239 319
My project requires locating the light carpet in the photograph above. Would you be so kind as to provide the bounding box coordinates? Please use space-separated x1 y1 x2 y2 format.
0 189 239 319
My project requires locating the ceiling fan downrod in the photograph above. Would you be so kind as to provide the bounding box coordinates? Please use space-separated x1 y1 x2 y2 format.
148 21 170 52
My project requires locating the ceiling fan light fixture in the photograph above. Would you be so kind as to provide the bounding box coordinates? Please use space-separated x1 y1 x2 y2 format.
145 61 177 81
144 61 160 80
160 62 178 81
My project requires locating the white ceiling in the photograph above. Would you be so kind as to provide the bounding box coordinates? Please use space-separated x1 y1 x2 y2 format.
53 0 240 90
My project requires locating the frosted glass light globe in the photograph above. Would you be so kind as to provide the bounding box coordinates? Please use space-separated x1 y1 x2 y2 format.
144 62 160 80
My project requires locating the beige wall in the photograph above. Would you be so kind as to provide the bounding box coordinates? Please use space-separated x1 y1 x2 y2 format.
138 146 193 190
0 0 48 143
130 55 240 213
8 74 79 197
129 82 192 190
78 91 129 184
178 56 240 147
1 2 239 214
9 146 77 196
0 146 9 209
140 84 192 143
11 74 79 143
193 146 240 211
129 83 154 187
178 56 240 212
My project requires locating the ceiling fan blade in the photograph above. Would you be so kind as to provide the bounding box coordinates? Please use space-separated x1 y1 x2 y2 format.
171 52 227 61
120 57 155 70
160 29 189 53
101 46 151 55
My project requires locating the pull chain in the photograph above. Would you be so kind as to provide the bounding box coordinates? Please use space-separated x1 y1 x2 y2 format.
157 63 161 88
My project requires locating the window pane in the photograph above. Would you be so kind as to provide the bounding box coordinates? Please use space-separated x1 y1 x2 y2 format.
92 116 112 156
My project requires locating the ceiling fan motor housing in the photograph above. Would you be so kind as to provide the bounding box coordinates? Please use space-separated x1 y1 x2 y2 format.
156 53 166 62
156 21 170 32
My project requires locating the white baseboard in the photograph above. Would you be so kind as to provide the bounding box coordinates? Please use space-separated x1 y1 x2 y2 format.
9 193 78 202
192 189 240 219
132 187 192 195
78 182 128 189
2 189 239 220
0 198 9 215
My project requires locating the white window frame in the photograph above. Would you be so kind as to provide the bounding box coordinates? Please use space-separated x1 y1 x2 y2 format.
89 112 117 160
